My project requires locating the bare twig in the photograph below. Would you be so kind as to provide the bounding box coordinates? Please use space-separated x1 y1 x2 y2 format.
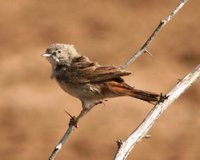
48 118 76 160
120 0 189 69
114 64 200 160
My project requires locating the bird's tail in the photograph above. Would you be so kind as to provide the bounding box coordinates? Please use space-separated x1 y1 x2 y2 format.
130 88 159 104
104 81 159 104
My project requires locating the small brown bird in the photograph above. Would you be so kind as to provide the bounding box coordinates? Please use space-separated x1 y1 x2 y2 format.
42 44 159 122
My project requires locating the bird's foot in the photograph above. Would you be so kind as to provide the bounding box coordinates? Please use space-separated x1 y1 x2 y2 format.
69 116 78 128
64 110 78 128
158 93 168 103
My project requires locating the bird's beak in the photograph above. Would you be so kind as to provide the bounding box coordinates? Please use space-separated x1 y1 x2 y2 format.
41 53 51 57
41 52 60 63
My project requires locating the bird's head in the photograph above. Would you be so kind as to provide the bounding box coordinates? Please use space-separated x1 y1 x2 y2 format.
42 43 80 66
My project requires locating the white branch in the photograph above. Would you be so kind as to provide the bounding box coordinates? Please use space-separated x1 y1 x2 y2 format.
49 119 75 160
120 0 189 69
114 64 200 160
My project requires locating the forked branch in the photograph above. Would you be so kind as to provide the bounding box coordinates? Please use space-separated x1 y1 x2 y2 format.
114 64 200 160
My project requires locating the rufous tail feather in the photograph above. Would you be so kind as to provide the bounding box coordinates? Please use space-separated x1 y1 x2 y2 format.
130 89 159 104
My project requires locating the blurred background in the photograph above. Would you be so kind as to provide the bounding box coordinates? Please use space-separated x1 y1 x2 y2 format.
0 0 200 160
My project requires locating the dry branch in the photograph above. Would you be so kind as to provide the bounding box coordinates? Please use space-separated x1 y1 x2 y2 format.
49 123 75 160
114 64 200 160
120 0 189 69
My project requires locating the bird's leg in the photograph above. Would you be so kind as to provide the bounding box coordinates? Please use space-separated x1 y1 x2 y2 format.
70 100 103 127
76 108 91 122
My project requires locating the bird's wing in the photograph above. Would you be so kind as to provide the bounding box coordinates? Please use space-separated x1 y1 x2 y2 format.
64 56 131 84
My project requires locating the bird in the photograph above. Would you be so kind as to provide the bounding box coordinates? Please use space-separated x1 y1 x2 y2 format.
42 43 159 123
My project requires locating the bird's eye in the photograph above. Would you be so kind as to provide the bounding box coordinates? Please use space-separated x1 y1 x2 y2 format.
58 50 61 53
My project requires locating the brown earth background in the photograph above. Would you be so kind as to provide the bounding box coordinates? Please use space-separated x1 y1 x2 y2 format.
0 0 200 160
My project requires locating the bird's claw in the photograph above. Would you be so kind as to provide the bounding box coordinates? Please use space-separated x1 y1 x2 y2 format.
69 116 78 128
116 139 123 149
158 93 168 103
64 110 78 128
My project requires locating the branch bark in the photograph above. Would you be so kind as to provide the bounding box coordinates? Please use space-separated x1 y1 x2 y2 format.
49 123 75 160
114 64 200 160
120 0 189 69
